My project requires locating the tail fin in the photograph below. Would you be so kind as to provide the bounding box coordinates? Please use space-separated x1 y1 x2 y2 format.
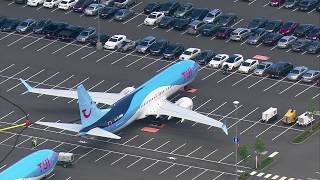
77 85 106 128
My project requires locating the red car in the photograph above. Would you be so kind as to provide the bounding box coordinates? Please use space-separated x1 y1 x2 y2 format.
279 21 299 35
269 0 285 6
215 27 235 39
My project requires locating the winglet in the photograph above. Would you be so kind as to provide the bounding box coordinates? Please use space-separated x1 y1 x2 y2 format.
221 123 228 135
20 78 33 93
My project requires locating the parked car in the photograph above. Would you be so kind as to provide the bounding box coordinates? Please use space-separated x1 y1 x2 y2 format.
114 0 136 8
301 70 320 83
317 2 320 11
230 28 251 41
306 41 320 54
277 35 297 48
144 2 160 15
33 19 52 34
118 39 137 52
73 0 94 12
287 66 308 81
222 54 244 71
0 18 20 32
190 8 209 21
253 61 273 76
84 3 105 16
265 61 294 78
247 28 269 45
27 0 44 6
291 39 312 52
16 19 36 33
88 33 110 46
58 0 77 10
214 13 237 27
203 9 222 24
43 0 63 8
263 33 283 46
15 0 27 4
104 35 127 50
58 25 84 42
163 43 184 59
159 0 180 16
306 26 320 40
76 26 96 42
279 21 299 35
101 0 114 6
284 0 300 8
247 17 267 30
199 23 222 37
207 54 229 68
269 0 285 6
135 36 156 53
149 39 169 56
179 48 201 60
264 20 282 32
99 6 119 19
173 3 193 18
158 16 175 29
0 17 8 27
144 12 165 26
215 27 235 39
293 24 314 37
238 59 259 74
173 17 191 31
43 22 68 39
186 20 205 35
114 9 134 21
298 0 319 11
195 50 215 66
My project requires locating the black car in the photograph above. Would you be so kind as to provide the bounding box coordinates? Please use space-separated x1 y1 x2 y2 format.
265 61 294 78
144 2 161 14
173 17 191 31
149 39 169 56
163 43 184 59
0 18 20 32
317 2 320 11
263 33 283 46
247 17 267 30
195 50 215 65
0 16 8 27
158 16 175 29
88 33 110 46
33 19 52 34
190 8 209 21
215 27 236 39
291 39 312 52
114 9 134 21
159 0 180 16
298 0 319 11
43 22 68 39
199 23 222 37
99 6 119 19
214 13 238 27
293 24 314 37
306 41 320 54
306 26 320 40
173 3 193 18
15 0 26 4
57 25 84 42
73 0 94 13
264 20 282 32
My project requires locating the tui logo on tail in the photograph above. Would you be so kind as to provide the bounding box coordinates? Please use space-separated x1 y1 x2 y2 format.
81 101 93 119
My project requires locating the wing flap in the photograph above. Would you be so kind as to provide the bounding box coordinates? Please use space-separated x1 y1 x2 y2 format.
36 122 82 132
86 128 121 139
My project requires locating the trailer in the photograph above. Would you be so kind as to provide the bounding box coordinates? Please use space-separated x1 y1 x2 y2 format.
297 112 315 126
57 152 74 168
262 107 278 122
282 109 297 124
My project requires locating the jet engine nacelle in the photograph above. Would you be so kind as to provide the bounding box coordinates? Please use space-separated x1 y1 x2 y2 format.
175 97 193 110
120 87 135 95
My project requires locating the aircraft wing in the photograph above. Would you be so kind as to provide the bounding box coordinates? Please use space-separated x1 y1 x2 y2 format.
148 100 228 135
20 79 124 105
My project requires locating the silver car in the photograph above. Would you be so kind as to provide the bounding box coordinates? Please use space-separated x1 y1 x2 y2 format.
301 70 320 83
253 61 273 76
114 0 136 8
230 28 251 41
277 35 297 49
76 27 96 42
287 66 308 81
84 4 105 16
203 9 222 23
247 28 268 45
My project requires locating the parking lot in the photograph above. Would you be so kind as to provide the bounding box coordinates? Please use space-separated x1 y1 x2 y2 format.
0 0 319 180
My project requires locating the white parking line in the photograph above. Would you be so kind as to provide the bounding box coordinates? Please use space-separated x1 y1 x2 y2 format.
47 173 55 179
218 152 234 162
240 119 262 135
159 163 175 174
65 9 73 14
256 42 263 47
272 122 297 141
53 77 89 100
256 118 283 138
0 165 7 171
217 70 238 83
68 79 103 103
170 143 186 154
202 149 218 160
248 76 268 88
0 67 29 85
154 140 170 151
67 145 79 153
7 32 33 46
263 77 286 91
166 27 173 32
126 53 150 67
0 64 15 73
312 93 320 99
175 166 191 177
29 72 60 96
111 50 135 64
279 80 302 94
37 39 58 52
248 0 257 5
66 43 89 57
36 5 43 10
110 154 127 165
156 59 178 73
81 50 96 59
138 138 154 148
187 146 202 157
212 172 224 180
142 160 159 171
65 176 72 180
52 142 64 150
130 1 143 10
231 19 243 28
263 2 269 7
78 148 95 161
8 1 14 5
232 73 252 86
126 157 143 168
228 107 259 129
201 69 219 80
96 51 116 62
16 137 32 147
240 40 247 45
94 152 111 162
140 56 163 70
0 31 15 41
123 12 144 24
22 36 44 49
50 7 58 12
0 111 15 121
48 75 74 99
307 8 316 14
7 69 45 92
0 134 16 144
51 40 76 54
208 105 243 129
192 99 212 126
122 135 139 145
192 169 207 180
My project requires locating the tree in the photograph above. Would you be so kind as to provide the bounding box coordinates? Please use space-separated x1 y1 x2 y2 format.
238 145 249 162
254 137 265 169
307 99 316 130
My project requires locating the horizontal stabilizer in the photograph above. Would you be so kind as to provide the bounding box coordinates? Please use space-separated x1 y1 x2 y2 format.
86 127 121 139
36 122 82 132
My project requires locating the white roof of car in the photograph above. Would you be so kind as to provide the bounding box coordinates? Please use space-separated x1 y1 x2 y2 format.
244 59 258 63
185 48 201 52
150 12 164 16
112 35 126 39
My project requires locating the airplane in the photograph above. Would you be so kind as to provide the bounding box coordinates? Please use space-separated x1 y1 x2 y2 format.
20 60 228 140
0 149 58 180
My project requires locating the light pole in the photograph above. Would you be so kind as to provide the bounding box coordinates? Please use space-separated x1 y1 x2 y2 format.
233 100 239 180
96 0 102 50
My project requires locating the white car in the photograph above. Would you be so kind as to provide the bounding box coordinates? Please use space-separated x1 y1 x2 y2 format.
179 48 201 60
208 54 229 68
222 54 244 71
58 0 77 10
27 0 44 6
237 59 259 74
144 12 165 26
104 35 127 50
43 0 62 8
